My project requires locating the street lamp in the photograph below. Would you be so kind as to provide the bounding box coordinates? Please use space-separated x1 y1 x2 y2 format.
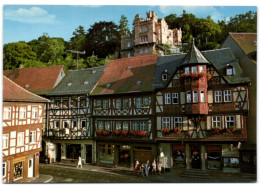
67 50 85 70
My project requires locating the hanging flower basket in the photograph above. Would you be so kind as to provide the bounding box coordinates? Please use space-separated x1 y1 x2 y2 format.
121 130 128 137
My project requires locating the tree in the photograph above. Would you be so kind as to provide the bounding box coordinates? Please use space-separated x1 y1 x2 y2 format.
85 21 120 58
118 15 130 35
69 25 86 51
164 14 178 29
3 42 38 69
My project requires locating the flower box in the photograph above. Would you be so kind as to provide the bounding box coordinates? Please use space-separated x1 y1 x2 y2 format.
179 72 206 81
129 131 138 136
161 127 170 134
96 130 110 136
138 130 148 137
113 130 121 136
173 127 181 133
121 130 128 137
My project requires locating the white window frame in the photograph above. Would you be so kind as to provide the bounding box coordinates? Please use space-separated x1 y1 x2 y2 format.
165 93 171 104
132 121 139 131
199 66 204 72
212 116 221 128
19 107 26 119
3 162 6 178
2 134 9 149
116 99 121 110
17 132 24 146
191 66 197 73
214 91 222 103
162 74 167 81
185 67 190 74
30 131 36 143
162 117 170 128
225 116 235 128
140 121 147 131
32 107 38 119
224 90 232 102
172 93 178 104
193 91 198 103
136 98 142 108
174 117 182 128
226 68 233 75
186 91 191 103
3 107 11 120
200 91 205 102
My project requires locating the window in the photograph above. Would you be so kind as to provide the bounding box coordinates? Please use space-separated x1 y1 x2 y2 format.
127 42 130 47
123 98 129 109
193 91 198 103
191 66 197 73
140 49 143 54
116 99 121 110
3 162 6 178
17 132 24 146
132 121 139 131
80 97 86 107
226 68 233 75
115 121 122 130
54 100 60 108
140 121 148 131
224 90 232 102
226 116 235 128
185 67 190 74
214 91 222 103
63 121 69 128
145 48 148 53
32 107 38 119
2 134 9 149
72 120 77 128
186 91 191 103
162 117 170 128
165 93 171 104
143 97 149 106
104 121 111 131
96 100 101 108
97 121 103 130
71 97 78 107
136 98 142 108
19 107 26 119
81 120 86 128
3 107 11 120
62 99 68 108
140 36 148 43
30 131 36 143
199 66 204 72
200 91 205 102
55 120 60 128
172 93 178 104
162 74 167 81
14 162 23 180
103 100 109 109
123 121 129 131
212 116 221 128
128 53 131 58
174 117 182 128
145 26 148 31
140 27 143 32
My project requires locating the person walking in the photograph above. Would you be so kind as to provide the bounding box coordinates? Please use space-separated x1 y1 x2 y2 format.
77 155 82 168
152 160 157 175
134 160 139 174
145 160 150 177
141 163 145 177
158 162 162 175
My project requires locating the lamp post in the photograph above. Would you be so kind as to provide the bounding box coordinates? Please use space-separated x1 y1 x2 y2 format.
67 50 85 70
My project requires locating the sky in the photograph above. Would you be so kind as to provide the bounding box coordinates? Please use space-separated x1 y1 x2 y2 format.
2 4 257 44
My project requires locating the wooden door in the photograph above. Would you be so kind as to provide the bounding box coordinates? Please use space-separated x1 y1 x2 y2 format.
191 146 201 169
85 145 92 163
134 149 153 165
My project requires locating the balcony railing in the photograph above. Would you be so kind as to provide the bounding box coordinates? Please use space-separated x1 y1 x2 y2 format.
46 128 91 139
94 130 152 140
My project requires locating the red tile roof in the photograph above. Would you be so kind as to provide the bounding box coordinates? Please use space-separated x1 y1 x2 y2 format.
91 54 159 95
229 32 257 55
3 76 49 102
4 66 64 95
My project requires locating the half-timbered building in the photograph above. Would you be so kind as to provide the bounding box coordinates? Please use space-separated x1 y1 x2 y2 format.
45 66 105 164
153 41 250 172
3 76 49 183
90 55 159 168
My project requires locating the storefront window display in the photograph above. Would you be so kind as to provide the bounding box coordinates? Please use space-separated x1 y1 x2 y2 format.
223 158 239 168
14 162 23 180
207 146 221 170
100 144 114 164
172 145 185 168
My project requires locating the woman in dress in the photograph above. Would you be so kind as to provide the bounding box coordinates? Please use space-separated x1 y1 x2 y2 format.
134 160 139 174
77 155 82 168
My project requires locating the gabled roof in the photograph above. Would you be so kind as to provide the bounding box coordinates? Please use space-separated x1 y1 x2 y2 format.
154 48 250 88
91 54 159 95
4 65 64 95
229 32 257 56
3 76 49 103
47 66 105 96
180 41 210 66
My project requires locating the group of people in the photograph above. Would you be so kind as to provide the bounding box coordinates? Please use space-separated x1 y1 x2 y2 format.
134 160 162 177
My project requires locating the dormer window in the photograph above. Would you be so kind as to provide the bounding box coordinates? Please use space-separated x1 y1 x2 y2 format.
84 81 88 85
67 83 72 86
106 84 111 88
185 67 190 74
162 73 168 81
136 81 141 85
226 66 234 76
191 66 197 73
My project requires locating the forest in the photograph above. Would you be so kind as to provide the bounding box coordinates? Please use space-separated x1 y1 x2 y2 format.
3 10 257 71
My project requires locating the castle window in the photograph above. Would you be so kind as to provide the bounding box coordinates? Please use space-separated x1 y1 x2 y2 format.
162 73 167 81
191 66 197 73
185 67 189 74
212 116 221 128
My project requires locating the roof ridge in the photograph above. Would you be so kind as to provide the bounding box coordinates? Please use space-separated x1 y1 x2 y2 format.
69 65 105 72
110 54 160 63
3 76 50 102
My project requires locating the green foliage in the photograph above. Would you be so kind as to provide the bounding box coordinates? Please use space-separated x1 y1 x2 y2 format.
157 44 172 55
119 15 130 35
69 26 86 51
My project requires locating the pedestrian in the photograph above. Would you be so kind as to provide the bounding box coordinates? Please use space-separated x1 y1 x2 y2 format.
145 160 150 177
77 155 82 168
152 160 157 175
158 162 162 175
140 163 145 177
134 160 139 174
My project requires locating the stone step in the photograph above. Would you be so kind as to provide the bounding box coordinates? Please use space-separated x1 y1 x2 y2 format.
181 169 210 179
180 174 211 179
